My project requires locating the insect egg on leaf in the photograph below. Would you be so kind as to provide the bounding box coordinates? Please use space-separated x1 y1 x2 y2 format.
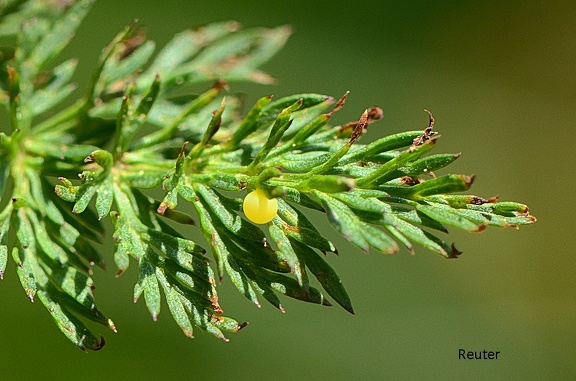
243 188 278 224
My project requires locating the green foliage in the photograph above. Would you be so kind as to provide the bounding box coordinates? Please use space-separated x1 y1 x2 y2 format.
0 0 535 350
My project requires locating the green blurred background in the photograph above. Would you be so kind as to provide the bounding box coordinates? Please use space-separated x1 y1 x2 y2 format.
1 0 574 379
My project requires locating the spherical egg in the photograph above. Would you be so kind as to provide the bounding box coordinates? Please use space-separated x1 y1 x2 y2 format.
243 188 278 224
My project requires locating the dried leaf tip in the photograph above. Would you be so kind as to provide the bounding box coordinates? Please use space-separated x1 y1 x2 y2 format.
237 321 249 331
413 109 437 146
349 109 369 145
327 91 349 117
447 244 463 259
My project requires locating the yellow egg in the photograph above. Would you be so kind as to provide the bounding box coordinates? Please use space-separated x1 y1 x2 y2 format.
243 188 278 224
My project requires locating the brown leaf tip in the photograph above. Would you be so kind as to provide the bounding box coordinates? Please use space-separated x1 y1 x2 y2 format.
214 79 229 91
95 336 106 350
447 243 463 259
470 196 487 205
424 108 435 128
329 92 349 116
473 223 487 233
349 110 369 144
119 27 147 60
413 109 438 146
157 203 168 215
238 321 249 331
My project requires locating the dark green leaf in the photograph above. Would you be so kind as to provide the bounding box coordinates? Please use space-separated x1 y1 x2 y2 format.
276 199 336 254
12 246 36 301
416 202 485 232
384 215 448 256
37 286 105 351
408 174 474 198
269 223 308 287
254 268 330 306
110 211 132 274
191 191 260 305
155 266 194 337
291 239 353 314
134 256 161 320
162 258 219 310
313 191 369 253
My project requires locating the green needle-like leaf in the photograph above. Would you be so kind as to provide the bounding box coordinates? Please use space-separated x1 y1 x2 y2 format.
134 257 161 320
291 239 354 314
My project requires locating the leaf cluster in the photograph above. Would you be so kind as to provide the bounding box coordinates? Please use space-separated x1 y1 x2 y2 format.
0 0 535 350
